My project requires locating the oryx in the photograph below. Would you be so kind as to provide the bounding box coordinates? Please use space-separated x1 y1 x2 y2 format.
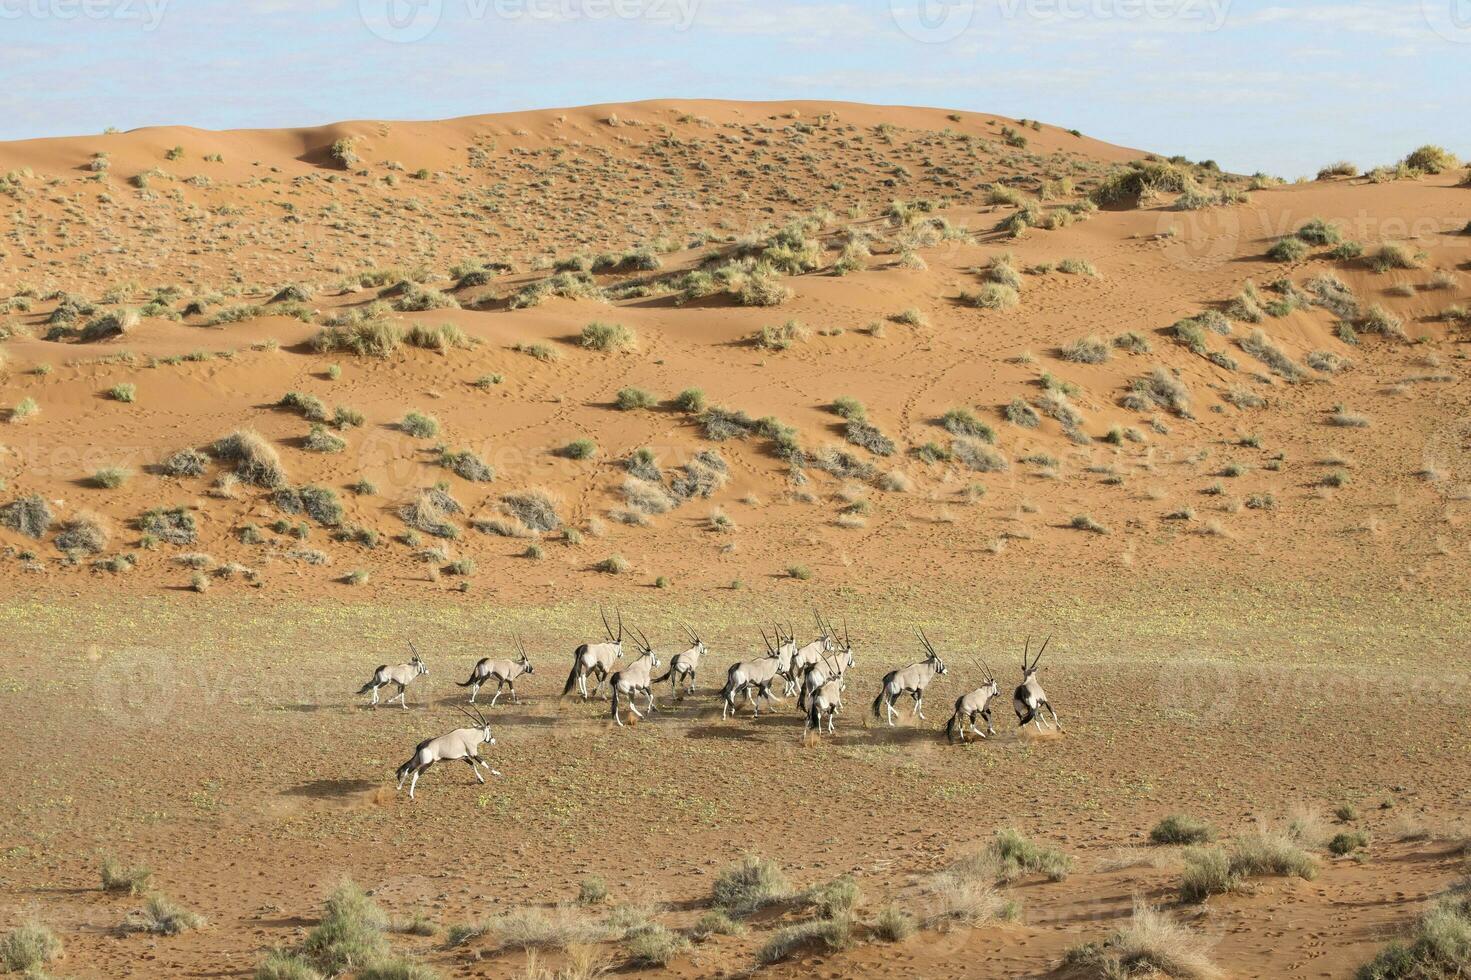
1014 635 1062 732
803 653 847 736
945 654 1001 743
797 617 855 713
394 704 500 800
457 637 534 706
871 628 948 726
787 612 837 696
648 622 707 698
357 644 428 709
719 627 793 719
609 627 662 727
561 606 624 700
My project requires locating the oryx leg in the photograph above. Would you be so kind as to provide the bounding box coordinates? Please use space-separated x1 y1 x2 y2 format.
369 685 380 707
627 694 645 720
408 765 426 799
392 685 408 708
509 681 519 705
913 692 926 720
467 681 481 704
884 691 898 726
464 757 485 784
644 689 656 712
685 670 696 696
1044 702 1062 729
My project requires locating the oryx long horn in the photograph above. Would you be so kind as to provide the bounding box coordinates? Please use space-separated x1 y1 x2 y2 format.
760 627 775 656
1022 635 1031 671
454 705 483 728
617 608 624 643
600 604 615 642
1032 635 1051 669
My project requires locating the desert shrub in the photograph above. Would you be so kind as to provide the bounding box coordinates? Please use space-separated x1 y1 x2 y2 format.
1359 304 1406 339
961 283 1019 309
0 494 53 539
1114 331 1153 354
806 876 861 919
1372 243 1419 273
615 387 657 411
55 511 110 553
845 419 895 456
108 381 137 403
10 396 38 422
440 449 493 482
279 391 328 422
212 429 286 488
1240 330 1305 381
1317 161 1357 179
500 489 561 532
101 857 152 895
311 320 401 358
273 485 342 526
139 507 196 545
514 341 557 362
672 387 706 413
1268 236 1309 262
669 450 728 500
870 904 915 942
0 921 62 975
952 438 1008 472
942 408 994 441
831 395 866 420
1329 831 1371 856
576 877 607 906
126 893 206 934
1178 847 1235 903
1356 880 1471 979
1071 513 1107 534
1403 145 1459 174
756 917 851 964
754 319 809 351
991 828 1073 881
399 491 460 539
562 438 596 460
403 322 467 351
624 923 689 967
1063 901 1221 980
690 910 743 940
161 447 209 478
1061 334 1109 364
400 411 439 438
580 321 636 352
254 949 325 980
303 425 346 454
713 855 789 917
1297 217 1343 245
1126 369 1192 416
1005 398 1040 428
595 554 628 574
921 851 1021 928
1229 831 1319 880
301 880 388 974
1151 815 1214 845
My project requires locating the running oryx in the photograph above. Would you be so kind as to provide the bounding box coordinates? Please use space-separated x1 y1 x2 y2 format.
357 644 429 709
648 622 707 698
457 637 534 706
797 615 855 712
561 606 625 700
720 627 792 719
609 627 662 727
786 613 837 696
804 653 848 736
1014 635 1062 732
871 629 948 726
394 704 499 800
945 654 1001 743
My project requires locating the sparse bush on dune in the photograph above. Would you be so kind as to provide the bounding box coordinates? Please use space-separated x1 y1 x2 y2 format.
960 283 1019 309
1125 369 1192 416
1061 334 1109 364
580 321 635 352
125 893 206 935
56 510 110 553
1268 236 1309 262
753 318 809 351
399 490 460 539
300 880 388 974
1091 160 1195 206
1403 145 1459 175
255 949 325 980
712 855 789 917
212 429 286 488
1064 901 1222 980
1005 398 1040 429
1 494 53 539
941 407 994 442
1356 879 1471 979
1151 815 1215 845
0 921 62 975
615 387 657 411
756 917 852 965
312 319 401 358
399 411 439 439
101 857 152 895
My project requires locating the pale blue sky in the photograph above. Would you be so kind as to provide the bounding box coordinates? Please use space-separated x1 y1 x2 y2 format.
0 0 1466 176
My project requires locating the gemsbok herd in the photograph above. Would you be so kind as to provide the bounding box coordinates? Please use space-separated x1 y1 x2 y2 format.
356 608 1062 798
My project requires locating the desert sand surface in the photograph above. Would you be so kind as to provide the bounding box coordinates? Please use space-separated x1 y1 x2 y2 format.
1 100 1469 978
